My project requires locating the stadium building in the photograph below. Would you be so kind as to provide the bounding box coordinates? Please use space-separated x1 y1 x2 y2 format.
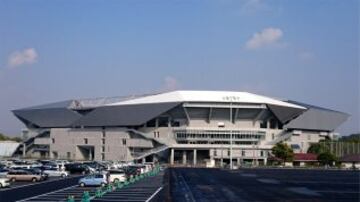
12 91 348 166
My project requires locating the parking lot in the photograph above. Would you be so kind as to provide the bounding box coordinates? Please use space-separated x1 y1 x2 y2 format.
0 171 164 202
170 168 360 202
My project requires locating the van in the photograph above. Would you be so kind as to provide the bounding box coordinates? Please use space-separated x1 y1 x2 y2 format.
7 170 42 182
107 170 126 183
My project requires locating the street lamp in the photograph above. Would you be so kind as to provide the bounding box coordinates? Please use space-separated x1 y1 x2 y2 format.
230 102 233 170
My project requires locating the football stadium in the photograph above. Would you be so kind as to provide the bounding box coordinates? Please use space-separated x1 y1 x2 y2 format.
12 90 349 166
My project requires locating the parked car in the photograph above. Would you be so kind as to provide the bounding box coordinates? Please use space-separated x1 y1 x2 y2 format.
25 168 49 180
65 163 90 175
43 168 69 178
7 170 42 182
107 169 127 183
78 174 107 187
0 177 10 188
0 168 10 177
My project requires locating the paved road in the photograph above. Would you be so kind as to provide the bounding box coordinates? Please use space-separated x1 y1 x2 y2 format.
170 168 360 202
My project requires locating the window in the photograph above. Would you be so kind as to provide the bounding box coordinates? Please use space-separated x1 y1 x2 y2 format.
307 134 311 141
146 119 156 127
84 138 88 144
272 133 275 140
242 150 245 156
260 121 267 129
102 146 105 152
51 138 55 144
270 119 277 129
171 121 180 127
122 139 126 145
67 152 71 159
102 139 105 145
214 150 217 156
260 151 264 157
227 149 230 156
158 117 169 127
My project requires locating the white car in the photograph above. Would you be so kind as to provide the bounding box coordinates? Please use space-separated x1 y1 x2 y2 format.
43 168 69 178
0 178 10 188
107 170 126 183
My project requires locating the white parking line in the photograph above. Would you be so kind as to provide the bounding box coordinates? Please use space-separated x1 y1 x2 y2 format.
16 185 78 202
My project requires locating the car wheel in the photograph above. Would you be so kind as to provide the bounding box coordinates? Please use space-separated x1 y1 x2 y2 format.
100 182 106 187
113 178 119 183
80 182 85 187
32 178 37 182
11 178 16 182
81 171 86 175
61 174 66 178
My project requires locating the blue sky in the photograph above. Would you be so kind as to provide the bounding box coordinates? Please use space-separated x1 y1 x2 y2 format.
0 0 358 136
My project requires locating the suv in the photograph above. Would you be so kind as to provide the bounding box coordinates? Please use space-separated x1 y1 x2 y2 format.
7 170 42 182
65 163 90 175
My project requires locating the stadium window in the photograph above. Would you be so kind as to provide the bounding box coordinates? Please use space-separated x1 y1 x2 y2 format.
51 138 55 144
146 119 156 127
67 152 71 159
84 138 88 144
242 150 245 156
158 117 169 127
171 121 180 127
101 153 105 161
154 132 156 138
122 139 126 145
260 121 267 129
260 151 264 157
102 139 105 145
270 119 277 129
272 133 275 140
214 150 217 156
227 150 230 156
102 146 105 152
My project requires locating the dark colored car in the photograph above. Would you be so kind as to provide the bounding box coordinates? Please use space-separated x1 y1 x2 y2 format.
64 163 90 175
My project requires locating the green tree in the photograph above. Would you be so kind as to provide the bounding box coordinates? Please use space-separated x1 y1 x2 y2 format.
271 142 294 164
0 133 22 142
317 151 337 166
307 143 328 154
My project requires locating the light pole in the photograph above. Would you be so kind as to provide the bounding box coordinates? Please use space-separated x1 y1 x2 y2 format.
230 102 233 170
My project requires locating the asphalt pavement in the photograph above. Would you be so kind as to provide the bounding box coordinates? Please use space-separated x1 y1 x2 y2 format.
169 168 360 202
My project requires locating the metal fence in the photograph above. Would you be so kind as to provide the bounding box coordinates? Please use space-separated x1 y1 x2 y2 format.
319 141 360 157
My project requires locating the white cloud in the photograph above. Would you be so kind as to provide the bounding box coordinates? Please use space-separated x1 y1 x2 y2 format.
163 76 180 91
245 27 283 50
8 48 38 68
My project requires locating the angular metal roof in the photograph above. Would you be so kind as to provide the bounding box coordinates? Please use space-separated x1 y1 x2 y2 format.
13 108 83 128
267 104 306 124
284 101 349 131
72 102 180 127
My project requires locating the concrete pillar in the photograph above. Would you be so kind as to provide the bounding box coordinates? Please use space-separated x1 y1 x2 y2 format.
237 158 240 166
170 148 174 165
264 158 267 166
22 143 26 158
193 149 197 166
89 148 93 160
182 150 187 165
220 158 223 168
